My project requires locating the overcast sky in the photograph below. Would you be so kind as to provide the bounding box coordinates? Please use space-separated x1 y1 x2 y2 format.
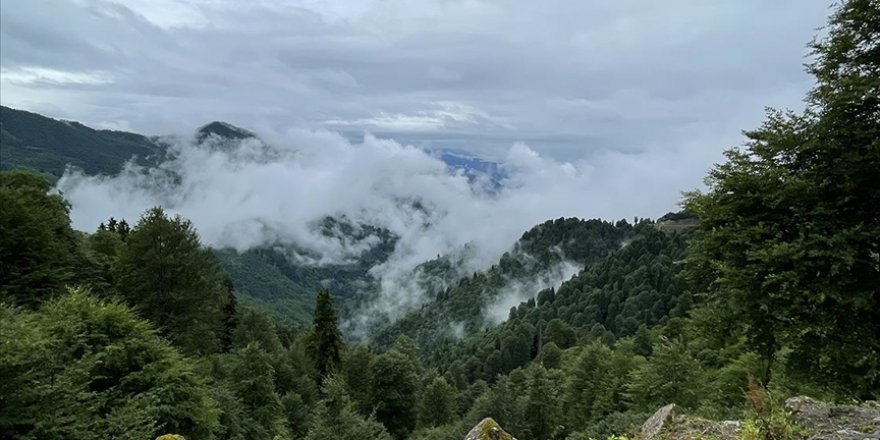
2 0 830 161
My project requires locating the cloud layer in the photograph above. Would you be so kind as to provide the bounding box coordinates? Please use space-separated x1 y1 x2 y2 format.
56 128 704 320
1 0 828 161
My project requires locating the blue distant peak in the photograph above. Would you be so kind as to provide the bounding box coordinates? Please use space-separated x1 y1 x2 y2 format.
438 150 505 185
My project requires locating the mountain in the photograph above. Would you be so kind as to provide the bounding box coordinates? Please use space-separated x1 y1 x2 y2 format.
368 217 633 351
1 106 503 183
0 106 165 178
195 121 257 143
438 150 505 186
215 216 398 324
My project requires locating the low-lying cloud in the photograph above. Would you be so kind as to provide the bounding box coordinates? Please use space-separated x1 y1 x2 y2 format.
57 127 694 320
483 260 583 325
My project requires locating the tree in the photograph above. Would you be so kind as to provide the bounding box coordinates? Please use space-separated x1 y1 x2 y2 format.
418 376 458 428
0 288 220 440
684 0 880 396
0 170 79 306
305 375 393 440
307 290 344 382
544 318 577 349
522 365 564 440
112 206 235 355
232 307 283 353
564 341 613 426
626 338 702 411
230 343 290 440
343 344 376 415
369 349 420 440
538 341 562 370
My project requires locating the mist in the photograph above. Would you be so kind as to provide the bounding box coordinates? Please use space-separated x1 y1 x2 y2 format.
56 127 692 320
483 260 583 325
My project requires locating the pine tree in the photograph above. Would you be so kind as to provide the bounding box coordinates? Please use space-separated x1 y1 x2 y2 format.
231 343 289 440
0 289 221 440
112 206 235 355
117 219 130 238
307 290 343 381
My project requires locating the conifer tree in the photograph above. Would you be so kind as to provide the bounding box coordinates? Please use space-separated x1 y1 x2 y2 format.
112 206 235 355
231 343 289 440
307 290 343 381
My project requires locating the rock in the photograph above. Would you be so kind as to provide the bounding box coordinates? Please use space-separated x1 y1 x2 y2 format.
784 396 880 440
638 405 741 440
787 396 824 414
641 404 678 440
464 418 518 440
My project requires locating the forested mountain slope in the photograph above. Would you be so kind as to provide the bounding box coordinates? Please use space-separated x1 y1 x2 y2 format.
215 217 398 324
0 106 166 177
429 223 696 383
368 217 632 350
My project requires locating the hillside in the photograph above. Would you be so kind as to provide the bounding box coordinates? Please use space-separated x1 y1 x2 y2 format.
0 106 165 177
215 217 398 324
369 217 632 350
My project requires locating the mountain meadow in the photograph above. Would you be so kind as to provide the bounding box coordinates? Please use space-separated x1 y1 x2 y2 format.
1 1 878 440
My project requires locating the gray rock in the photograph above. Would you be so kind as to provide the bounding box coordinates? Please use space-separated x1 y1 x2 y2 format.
464 418 518 440
785 396 880 440
641 404 677 440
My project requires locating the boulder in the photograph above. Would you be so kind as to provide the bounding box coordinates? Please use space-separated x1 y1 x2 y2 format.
785 396 880 440
641 404 678 440
464 418 518 440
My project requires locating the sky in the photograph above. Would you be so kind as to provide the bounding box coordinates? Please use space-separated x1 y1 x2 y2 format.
1 0 830 161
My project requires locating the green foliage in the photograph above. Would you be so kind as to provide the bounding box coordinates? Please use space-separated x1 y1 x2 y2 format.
740 382 801 440
0 289 220 440
4 8 879 434
371 218 632 356
232 307 283 353
308 290 344 381
304 375 393 440
343 344 377 415
369 348 421 439
419 376 459 428
213 248 316 324
626 337 703 411
113 206 235 356
684 0 880 397
213 218 397 325
0 170 80 305
538 341 563 370
229 343 290 440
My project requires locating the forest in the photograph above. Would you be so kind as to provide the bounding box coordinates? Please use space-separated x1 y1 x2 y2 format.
0 1 878 439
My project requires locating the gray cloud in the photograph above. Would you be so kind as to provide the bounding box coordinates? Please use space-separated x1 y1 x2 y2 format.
2 0 828 163
55 128 711 323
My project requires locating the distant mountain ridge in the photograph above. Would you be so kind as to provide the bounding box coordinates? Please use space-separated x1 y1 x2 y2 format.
0 105 503 182
0 106 165 178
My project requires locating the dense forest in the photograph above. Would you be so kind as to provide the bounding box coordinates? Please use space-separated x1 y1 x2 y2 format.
1 1 878 439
